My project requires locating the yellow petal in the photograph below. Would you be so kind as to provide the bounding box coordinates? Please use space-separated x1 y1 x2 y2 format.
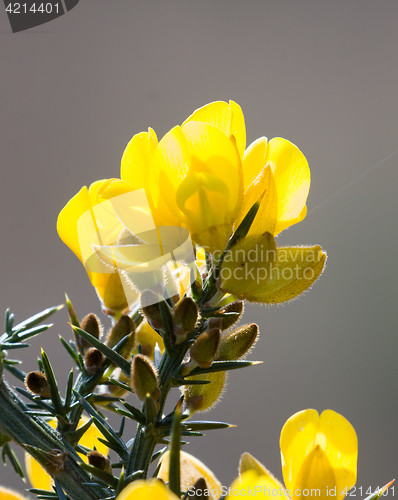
242 137 268 190
227 470 290 499
266 138 310 234
182 100 246 158
229 100 246 158
158 450 223 499
280 409 357 500
149 125 191 226
241 246 326 304
235 165 278 237
121 128 158 190
57 185 92 263
183 101 232 135
0 487 29 500
294 445 337 500
26 416 108 491
116 479 179 500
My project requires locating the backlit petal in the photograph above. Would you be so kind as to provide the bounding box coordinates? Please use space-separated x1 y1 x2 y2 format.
266 138 310 234
242 137 268 190
57 185 92 263
280 409 357 500
121 128 158 190
235 165 278 237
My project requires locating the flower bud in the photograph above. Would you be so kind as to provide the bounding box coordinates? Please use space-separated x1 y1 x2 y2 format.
84 348 105 375
174 297 198 334
78 313 103 352
106 315 136 358
140 290 164 330
182 371 227 414
219 301 244 330
239 452 269 476
87 450 112 474
190 329 220 368
24 371 51 399
130 354 160 401
100 272 129 313
216 324 258 361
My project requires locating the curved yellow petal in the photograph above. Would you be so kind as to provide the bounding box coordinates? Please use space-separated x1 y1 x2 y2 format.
229 100 246 159
0 487 30 500
235 165 278 237
182 121 243 220
121 128 158 191
266 138 310 234
26 417 108 491
280 409 357 500
57 185 92 263
116 479 179 500
242 246 326 304
182 100 246 158
317 410 358 500
228 470 290 499
242 137 268 190
158 450 223 499
183 100 231 136
149 125 191 226
280 409 324 492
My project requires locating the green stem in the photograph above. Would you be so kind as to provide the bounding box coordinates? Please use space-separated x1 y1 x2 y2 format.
0 382 108 500
126 331 199 477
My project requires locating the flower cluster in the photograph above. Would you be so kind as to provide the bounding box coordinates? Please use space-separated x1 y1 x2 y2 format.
3 101 388 500
57 100 326 314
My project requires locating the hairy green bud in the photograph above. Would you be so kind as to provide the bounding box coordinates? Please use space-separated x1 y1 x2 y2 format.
106 315 136 358
190 329 220 368
216 323 259 361
174 297 198 334
130 354 160 401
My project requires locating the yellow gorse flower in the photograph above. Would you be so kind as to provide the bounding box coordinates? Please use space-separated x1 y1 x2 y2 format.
100 102 244 253
230 409 357 500
58 100 325 306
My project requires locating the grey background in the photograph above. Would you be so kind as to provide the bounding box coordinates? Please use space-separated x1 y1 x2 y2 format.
1 0 397 496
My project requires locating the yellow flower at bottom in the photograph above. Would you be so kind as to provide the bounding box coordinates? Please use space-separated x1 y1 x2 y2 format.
116 479 179 500
229 409 357 500
25 416 108 491
0 487 29 500
158 450 223 499
280 409 357 500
